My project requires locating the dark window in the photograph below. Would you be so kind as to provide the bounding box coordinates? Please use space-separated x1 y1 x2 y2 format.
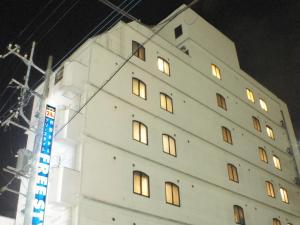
222 126 233 144
132 41 145 61
54 68 63 84
133 171 149 197
174 25 183 39
233 205 245 224
216 93 227 110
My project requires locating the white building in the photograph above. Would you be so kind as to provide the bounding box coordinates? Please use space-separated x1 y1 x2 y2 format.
16 4 300 225
0 215 15 225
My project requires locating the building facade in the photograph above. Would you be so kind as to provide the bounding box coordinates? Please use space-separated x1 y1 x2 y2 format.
16 5 300 225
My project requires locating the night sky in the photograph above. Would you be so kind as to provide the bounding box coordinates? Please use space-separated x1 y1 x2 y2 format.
0 0 299 219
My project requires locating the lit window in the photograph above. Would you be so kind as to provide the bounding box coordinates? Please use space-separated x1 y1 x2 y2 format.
258 147 268 163
273 218 281 225
54 68 63 84
158 57 170 75
266 181 275 198
132 120 148 145
259 99 268 111
211 64 221 79
252 116 261 132
280 187 289 203
132 41 145 61
222 126 233 144
246 88 255 102
160 93 173 113
216 93 227 110
162 134 176 156
133 171 149 197
174 25 183 39
272 155 281 170
266 125 275 140
132 78 146 99
227 163 239 183
233 205 245 224
165 182 180 206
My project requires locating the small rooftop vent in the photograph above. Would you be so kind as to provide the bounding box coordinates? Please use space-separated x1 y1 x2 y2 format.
180 46 189 55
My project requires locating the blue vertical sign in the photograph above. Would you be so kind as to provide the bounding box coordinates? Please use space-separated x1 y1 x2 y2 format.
32 105 56 225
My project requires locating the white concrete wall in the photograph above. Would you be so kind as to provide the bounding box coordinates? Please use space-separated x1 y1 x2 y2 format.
0 216 15 225
17 4 300 225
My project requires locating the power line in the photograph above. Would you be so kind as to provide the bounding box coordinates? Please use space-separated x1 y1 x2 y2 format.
17 0 56 40
0 89 19 117
52 0 136 69
23 0 69 47
37 0 82 44
55 0 199 137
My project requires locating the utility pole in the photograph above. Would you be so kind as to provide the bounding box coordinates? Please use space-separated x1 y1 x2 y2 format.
0 42 53 225
23 56 52 225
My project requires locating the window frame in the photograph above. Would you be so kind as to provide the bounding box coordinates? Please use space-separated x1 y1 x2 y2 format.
54 67 64 85
252 116 261 132
279 187 289 203
132 120 148 145
246 88 255 103
132 40 145 61
160 92 173 113
157 57 170 76
259 147 268 163
266 125 275 140
259 98 268 111
273 218 281 225
233 205 245 224
272 155 281 170
133 171 150 197
266 181 275 198
222 126 233 145
211 64 221 79
174 25 183 39
227 163 239 183
216 93 227 110
132 77 147 100
165 182 180 206
162 134 177 157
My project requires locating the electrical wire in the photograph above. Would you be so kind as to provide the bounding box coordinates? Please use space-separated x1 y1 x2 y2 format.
52 0 136 69
17 0 56 40
37 0 82 44
55 0 199 137
23 0 69 47
0 89 19 117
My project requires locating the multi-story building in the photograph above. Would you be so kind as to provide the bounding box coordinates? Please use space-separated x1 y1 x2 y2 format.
0 215 15 225
15 4 300 225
